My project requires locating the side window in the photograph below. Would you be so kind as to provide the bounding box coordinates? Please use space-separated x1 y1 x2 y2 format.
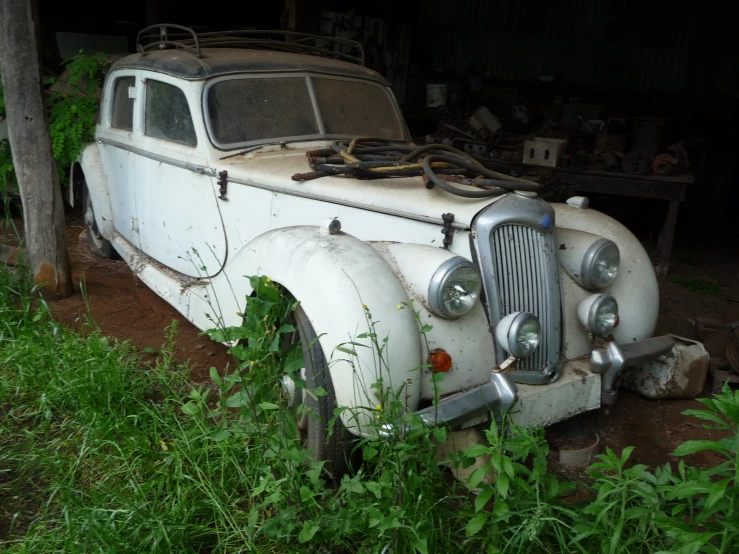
145 80 197 147
110 76 135 131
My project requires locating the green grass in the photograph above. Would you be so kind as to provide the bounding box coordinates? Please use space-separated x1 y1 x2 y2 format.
1 264 739 553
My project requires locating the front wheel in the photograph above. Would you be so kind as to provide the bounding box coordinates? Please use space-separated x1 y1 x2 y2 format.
81 176 118 259
291 305 354 480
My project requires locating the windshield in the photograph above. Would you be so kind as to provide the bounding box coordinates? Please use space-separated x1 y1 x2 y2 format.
204 75 406 149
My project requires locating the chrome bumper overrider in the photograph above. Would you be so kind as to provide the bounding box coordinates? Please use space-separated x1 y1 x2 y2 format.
411 371 518 428
590 335 676 404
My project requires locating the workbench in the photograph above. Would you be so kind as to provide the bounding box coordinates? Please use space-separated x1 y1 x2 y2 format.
480 159 694 277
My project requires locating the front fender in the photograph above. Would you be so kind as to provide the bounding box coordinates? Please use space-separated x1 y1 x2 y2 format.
553 204 659 359
77 143 114 239
204 226 423 436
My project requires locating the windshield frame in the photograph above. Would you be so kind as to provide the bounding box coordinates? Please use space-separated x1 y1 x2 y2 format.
201 72 409 151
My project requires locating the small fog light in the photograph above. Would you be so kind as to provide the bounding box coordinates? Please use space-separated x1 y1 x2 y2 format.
577 294 619 336
495 312 541 359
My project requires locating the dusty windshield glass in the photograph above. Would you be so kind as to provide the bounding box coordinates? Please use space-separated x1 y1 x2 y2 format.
205 75 404 148
311 77 404 140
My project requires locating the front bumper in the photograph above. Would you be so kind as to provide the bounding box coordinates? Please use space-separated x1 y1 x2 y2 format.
405 335 676 431
590 335 676 404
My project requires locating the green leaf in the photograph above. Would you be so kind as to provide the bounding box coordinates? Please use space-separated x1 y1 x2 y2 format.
464 445 491 458
181 401 201 415
368 507 382 528
672 440 730 457
300 486 316 502
258 402 279 411
298 522 320 543
666 480 710 500
362 445 378 461
142 346 158 354
467 465 490 489
705 478 731 511
466 513 487 536
226 390 252 408
411 537 428 554
365 481 382 499
433 427 447 443
493 500 509 517
475 487 493 512
211 428 230 442
209 367 221 386
496 473 509 499
619 446 635 466
501 457 515 479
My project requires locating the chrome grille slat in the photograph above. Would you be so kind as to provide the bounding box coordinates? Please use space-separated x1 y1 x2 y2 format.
490 223 561 371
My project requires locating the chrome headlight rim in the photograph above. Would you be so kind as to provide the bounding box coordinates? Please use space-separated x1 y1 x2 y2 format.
495 311 541 359
428 257 482 319
581 238 620 290
586 294 619 335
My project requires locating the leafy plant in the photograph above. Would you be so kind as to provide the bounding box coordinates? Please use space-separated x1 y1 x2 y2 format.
653 386 739 553
45 51 111 184
2 264 739 553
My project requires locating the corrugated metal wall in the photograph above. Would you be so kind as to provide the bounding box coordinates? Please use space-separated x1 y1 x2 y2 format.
417 0 738 97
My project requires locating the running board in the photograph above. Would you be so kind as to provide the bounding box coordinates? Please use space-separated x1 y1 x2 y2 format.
110 232 207 327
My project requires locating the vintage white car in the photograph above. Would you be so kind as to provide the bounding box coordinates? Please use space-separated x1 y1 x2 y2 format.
72 26 675 475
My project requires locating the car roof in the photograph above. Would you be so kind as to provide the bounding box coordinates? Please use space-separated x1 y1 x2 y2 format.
112 48 388 83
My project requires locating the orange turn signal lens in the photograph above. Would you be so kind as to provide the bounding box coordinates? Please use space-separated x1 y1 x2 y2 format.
430 349 453 372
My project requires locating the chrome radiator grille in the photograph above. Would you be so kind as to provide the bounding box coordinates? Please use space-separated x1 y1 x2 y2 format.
490 224 561 371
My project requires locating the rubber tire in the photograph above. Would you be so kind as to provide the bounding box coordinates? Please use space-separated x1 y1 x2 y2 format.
294 305 354 481
81 177 118 260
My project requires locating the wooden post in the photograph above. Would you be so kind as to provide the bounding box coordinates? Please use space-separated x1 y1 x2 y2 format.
0 0 72 298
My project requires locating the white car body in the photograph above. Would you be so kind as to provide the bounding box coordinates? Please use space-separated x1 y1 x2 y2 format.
75 45 674 436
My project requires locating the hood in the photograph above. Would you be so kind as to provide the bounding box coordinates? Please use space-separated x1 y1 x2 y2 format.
217 147 503 229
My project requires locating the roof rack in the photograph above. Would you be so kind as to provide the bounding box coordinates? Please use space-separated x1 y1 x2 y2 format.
136 24 365 66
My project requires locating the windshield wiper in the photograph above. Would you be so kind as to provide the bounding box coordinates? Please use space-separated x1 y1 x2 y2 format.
219 140 308 160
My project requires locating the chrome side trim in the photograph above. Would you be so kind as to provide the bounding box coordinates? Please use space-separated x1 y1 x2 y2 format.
97 137 216 176
474 193 563 380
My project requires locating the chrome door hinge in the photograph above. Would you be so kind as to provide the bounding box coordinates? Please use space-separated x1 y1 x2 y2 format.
185 163 217 177
130 217 139 231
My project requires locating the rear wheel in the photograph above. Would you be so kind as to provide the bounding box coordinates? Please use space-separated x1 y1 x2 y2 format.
81 176 118 259
289 305 354 480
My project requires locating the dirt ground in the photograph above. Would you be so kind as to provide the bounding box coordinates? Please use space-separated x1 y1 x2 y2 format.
2 212 738 470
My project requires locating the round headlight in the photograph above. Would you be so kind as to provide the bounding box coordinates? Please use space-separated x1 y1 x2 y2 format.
428 258 482 318
581 239 620 289
495 312 541 358
577 294 619 335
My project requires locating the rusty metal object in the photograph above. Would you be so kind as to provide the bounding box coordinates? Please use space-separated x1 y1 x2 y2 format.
727 338 739 375
652 153 678 176
621 148 651 175
292 171 325 181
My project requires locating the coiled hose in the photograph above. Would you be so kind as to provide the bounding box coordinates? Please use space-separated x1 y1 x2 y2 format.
292 138 542 198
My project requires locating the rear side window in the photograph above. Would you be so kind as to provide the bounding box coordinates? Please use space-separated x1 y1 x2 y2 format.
110 76 135 131
145 80 197 147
